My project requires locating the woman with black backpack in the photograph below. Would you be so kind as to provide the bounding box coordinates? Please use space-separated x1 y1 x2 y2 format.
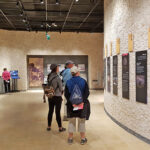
46 64 66 132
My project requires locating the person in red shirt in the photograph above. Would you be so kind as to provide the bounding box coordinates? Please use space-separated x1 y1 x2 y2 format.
2 68 11 93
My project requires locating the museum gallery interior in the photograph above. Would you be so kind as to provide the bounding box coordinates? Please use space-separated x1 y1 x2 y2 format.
0 0 150 150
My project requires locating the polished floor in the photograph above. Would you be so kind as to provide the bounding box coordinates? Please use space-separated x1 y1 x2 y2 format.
0 90 149 150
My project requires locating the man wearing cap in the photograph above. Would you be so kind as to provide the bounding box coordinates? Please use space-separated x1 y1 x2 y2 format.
65 66 90 145
61 60 74 121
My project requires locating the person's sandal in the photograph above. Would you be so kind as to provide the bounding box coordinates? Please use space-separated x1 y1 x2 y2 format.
59 127 66 132
80 138 87 145
68 138 73 144
47 127 51 131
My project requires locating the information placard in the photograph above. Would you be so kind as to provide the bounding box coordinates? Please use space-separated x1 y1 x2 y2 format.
113 55 118 95
107 57 111 92
136 51 147 104
104 59 106 89
122 53 129 99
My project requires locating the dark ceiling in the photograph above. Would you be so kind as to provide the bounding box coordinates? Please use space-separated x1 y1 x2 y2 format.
0 0 103 33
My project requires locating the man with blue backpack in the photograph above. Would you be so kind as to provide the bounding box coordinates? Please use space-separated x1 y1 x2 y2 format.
65 66 90 145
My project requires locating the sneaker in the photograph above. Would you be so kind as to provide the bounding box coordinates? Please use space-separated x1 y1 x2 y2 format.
59 127 66 132
68 138 73 144
47 127 51 131
80 138 87 145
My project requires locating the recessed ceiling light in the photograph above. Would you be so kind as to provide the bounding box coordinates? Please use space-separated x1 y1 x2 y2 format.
75 0 79 2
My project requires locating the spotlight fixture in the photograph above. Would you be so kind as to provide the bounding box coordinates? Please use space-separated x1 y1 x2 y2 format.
52 22 58 27
22 19 26 22
40 0 44 4
56 0 59 5
20 12 23 16
40 24 44 28
75 0 79 2
46 23 51 28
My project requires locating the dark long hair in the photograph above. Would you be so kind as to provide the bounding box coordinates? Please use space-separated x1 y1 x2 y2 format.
51 67 57 73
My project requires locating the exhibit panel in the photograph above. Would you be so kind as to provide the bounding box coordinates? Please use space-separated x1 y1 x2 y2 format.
136 51 147 104
113 55 118 95
122 53 129 99
28 57 44 88
104 0 150 143
104 58 106 90
107 57 111 92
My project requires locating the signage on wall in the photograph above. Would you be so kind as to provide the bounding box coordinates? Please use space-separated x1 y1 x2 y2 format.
148 28 150 49
122 53 129 99
136 51 147 104
113 55 118 95
78 64 86 72
110 42 112 56
107 57 111 92
104 59 106 90
116 38 120 55
128 34 133 52
105 44 108 57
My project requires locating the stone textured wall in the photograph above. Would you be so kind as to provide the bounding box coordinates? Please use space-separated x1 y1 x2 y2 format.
0 30 103 90
104 0 150 140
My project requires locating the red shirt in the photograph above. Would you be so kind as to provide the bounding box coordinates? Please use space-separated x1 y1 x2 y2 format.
2 71 11 81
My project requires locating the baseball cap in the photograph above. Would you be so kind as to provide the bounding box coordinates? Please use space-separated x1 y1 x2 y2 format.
65 60 74 65
71 66 79 74
50 64 58 70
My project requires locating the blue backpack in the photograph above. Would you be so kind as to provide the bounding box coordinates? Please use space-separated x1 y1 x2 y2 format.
69 82 83 105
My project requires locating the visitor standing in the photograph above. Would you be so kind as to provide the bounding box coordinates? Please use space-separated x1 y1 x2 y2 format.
65 66 90 145
46 64 66 132
61 60 74 120
2 68 11 93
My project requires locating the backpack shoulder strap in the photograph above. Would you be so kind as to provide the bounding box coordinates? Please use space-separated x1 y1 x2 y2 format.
48 75 58 86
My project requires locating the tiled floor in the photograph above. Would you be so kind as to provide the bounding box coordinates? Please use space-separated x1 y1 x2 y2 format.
0 90 149 150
